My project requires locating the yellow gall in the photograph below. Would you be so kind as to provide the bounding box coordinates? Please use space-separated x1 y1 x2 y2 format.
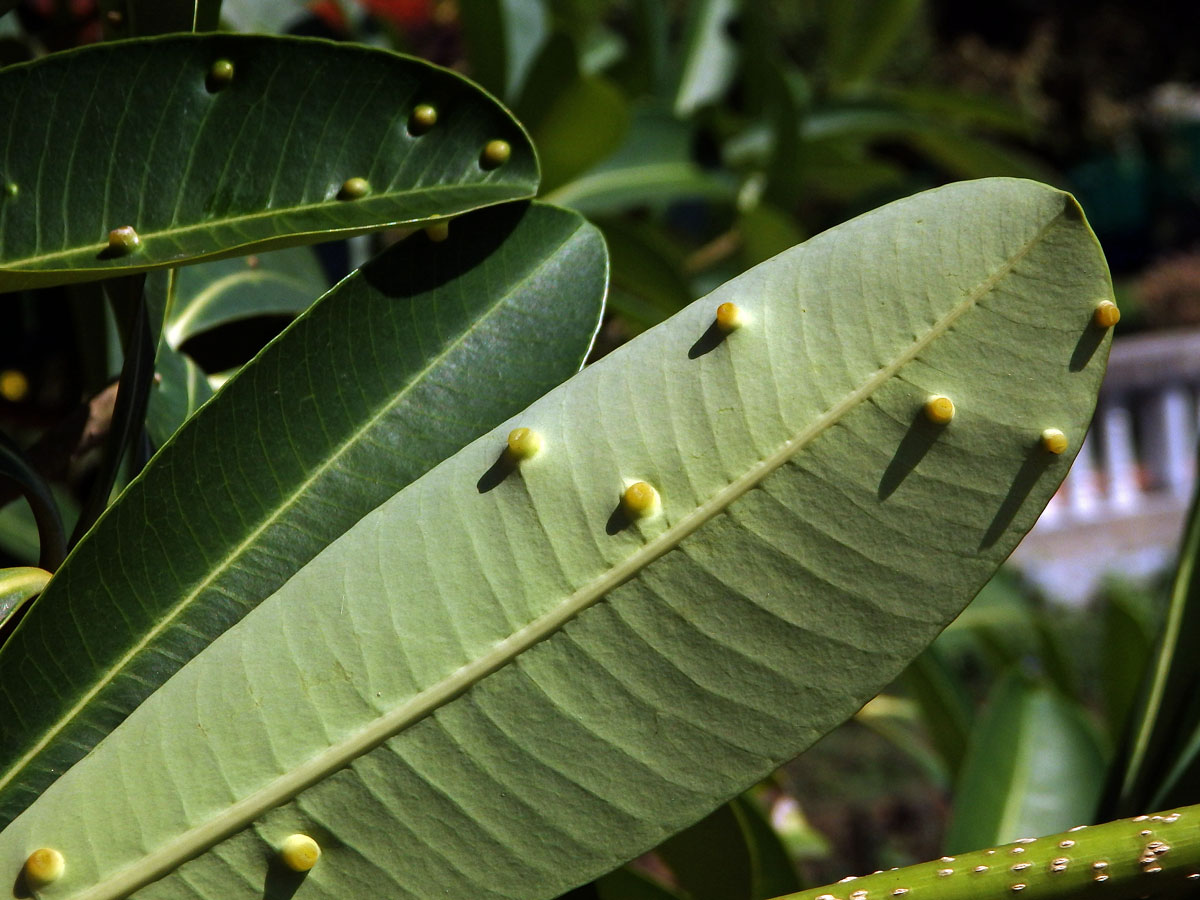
506 427 542 461
481 139 511 169
410 104 438 133
1041 428 1069 455
107 225 141 255
207 59 234 90
24 848 65 887
338 177 370 200
1093 300 1120 329
425 221 450 242
280 834 320 872
924 395 955 425
621 481 661 520
0 369 29 402
715 302 745 333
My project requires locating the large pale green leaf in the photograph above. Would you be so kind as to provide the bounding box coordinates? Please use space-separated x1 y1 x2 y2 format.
0 201 606 830
0 34 537 291
0 179 1111 899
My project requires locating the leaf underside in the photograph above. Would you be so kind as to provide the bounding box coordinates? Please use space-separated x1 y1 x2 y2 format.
0 201 606 831
0 179 1111 900
0 34 537 291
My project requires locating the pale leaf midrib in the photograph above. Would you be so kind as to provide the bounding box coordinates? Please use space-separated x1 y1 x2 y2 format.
1 182 522 271
70 208 1065 900
0 225 582 803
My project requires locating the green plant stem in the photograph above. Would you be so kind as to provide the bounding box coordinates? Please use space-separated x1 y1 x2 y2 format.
69 276 153 548
771 805 1200 900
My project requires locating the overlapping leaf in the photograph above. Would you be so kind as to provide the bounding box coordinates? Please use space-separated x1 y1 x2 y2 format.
0 201 606 829
0 34 537 290
0 179 1111 899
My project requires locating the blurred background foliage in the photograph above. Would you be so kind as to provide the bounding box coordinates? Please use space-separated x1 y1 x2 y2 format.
4 0 1200 897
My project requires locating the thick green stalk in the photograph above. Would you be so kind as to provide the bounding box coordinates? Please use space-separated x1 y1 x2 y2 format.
773 805 1200 900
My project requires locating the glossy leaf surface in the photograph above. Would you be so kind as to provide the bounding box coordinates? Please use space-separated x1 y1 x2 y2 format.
0 179 1111 900
0 34 537 291
0 201 605 830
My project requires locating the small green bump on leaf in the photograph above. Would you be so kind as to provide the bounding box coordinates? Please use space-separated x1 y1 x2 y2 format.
409 104 438 134
207 58 235 91
23 848 64 888
2 182 16 198
621 481 661 520
279 834 320 872
107 225 141 256
338 177 371 201
425 221 450 242
480 139 511 169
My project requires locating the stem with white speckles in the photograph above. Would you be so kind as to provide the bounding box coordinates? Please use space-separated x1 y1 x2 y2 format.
771 805 1200 900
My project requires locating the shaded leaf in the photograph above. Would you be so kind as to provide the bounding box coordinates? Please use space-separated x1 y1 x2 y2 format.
945 671 1105 853
1109 463 1200 815
516 35 629 193
145 344 214 449
0 180 1111 899
657 802 754 900
459 0 550 102
0 34 537 291
164 246 328 348
673 0 739 117
823 0 922 94
547 102 735 215
0 201 606 828
902 644 973 779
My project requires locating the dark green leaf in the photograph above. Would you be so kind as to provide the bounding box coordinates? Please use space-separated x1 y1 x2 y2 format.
1109 469 1200 814
145 343 214 448
0 201 606 828
657 802 754 900
459 0 550 102
0 34 538 291
596 868 682 900
903 644 973 779
1099 582 1156 744
516 35 629 193
735 795 804 899
548 102 735 216
823 0 922 94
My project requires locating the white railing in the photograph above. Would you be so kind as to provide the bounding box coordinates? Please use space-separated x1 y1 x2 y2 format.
1010 329 1200 603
